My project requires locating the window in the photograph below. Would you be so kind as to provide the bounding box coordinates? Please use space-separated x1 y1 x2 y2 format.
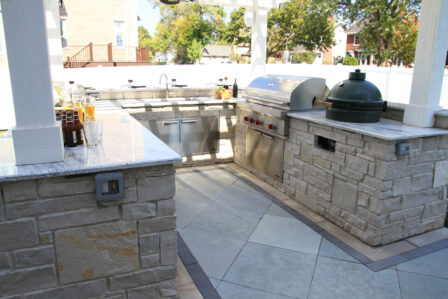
60 19 67 48
354 35 360 46
114 21 124 47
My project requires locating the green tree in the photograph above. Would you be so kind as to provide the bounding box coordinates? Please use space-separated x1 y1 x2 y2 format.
152 3 225 64
390 13 419 66
187 39 203 63
218 8 251 56
334 0 421 66
138 26 152 48
267 0 335 59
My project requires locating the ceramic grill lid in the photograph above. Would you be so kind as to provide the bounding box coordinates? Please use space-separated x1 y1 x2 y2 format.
324 69 387 123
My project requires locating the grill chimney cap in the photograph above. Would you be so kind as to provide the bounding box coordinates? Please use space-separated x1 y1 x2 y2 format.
349 69 366 80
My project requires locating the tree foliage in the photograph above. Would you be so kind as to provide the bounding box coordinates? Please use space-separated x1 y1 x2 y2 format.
291 52 316 64
334 0 421 66
218 8 251 48
138 26 152 48
267 0 335 58
151 3 225 64
187 39 203 63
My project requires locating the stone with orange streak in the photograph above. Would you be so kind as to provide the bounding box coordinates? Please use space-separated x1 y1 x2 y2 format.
55 221 138 284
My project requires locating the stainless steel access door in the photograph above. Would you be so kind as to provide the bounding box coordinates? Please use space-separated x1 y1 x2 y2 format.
180 118 219 156
246 128 285 182
147 119 181 154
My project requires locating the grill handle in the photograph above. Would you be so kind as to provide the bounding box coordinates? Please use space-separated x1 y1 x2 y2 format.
313 98 333 108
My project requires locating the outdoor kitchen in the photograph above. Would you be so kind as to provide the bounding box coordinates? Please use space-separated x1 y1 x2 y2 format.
1 0 448 298
83 68 448 248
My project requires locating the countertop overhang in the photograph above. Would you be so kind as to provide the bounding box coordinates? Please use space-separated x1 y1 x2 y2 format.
288 110 448 141
0 111 182 182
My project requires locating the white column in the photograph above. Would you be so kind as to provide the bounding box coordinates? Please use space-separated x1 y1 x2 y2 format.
403 0 448 127
250 8 268 79
0 7 15 130
1 0 64 165
45 0 64 82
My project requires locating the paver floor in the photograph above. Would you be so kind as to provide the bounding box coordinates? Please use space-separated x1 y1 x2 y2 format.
175 167 448 299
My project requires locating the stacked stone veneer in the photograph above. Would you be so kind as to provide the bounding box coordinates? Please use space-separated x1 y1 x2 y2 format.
0 165 177 298
284 118 448 246
127 103 236 167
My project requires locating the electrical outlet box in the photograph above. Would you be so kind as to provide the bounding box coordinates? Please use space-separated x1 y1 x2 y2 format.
396 142 411 155
94 172 124 202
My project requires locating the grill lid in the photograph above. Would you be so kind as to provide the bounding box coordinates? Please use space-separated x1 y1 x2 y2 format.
245 75 327 111
325 69 387 123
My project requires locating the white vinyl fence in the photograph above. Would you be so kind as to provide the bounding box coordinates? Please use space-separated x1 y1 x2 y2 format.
1 63 448 130
61 64 448 107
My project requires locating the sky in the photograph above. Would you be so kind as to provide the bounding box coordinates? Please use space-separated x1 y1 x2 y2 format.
137 0 235 35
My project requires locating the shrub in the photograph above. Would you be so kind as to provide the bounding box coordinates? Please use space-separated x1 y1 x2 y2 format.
333 56 344 65
291 52 316 64
343 56 359 66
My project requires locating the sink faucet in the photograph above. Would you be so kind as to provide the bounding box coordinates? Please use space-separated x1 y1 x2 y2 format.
159 73 169 100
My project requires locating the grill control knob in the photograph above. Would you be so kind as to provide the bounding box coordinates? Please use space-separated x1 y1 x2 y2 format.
268 124 274 130
249 118 254 123
244 116 249 122
255 120 260 125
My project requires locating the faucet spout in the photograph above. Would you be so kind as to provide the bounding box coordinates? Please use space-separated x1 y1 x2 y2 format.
159 73 169 100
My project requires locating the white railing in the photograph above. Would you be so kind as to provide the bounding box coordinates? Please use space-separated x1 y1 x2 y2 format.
61 64 448 108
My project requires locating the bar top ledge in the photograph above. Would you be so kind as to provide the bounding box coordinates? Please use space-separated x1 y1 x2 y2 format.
288 110 448 141
0 111 182 182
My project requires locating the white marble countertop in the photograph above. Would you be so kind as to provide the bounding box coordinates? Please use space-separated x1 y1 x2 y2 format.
119 96 246 109
288 110 448 141
0 111 181 182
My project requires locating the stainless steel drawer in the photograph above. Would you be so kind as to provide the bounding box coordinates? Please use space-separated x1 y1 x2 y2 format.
147 119 181 154
180 118 219 156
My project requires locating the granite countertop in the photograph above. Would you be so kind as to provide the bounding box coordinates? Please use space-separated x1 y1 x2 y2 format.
119 96 246 109
0 111 182 182
288 110 448 141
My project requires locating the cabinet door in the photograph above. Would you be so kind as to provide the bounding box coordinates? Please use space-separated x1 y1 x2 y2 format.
180 118 219 156
147 120 181 155
246 128 284 182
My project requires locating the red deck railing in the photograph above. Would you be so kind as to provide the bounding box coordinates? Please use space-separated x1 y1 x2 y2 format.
63 43 150 68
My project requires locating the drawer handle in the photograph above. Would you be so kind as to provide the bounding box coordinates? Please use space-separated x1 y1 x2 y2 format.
163 121 178 125
181 119 197 124
263 134 273 139
254 131 262 135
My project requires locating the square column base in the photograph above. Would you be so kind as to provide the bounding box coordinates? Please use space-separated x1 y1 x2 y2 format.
403 103 441 128
12 124 64 165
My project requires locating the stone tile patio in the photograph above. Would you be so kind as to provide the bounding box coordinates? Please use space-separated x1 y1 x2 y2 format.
176 166 448 299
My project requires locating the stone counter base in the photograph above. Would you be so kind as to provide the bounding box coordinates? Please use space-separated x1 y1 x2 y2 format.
0 165 177 298
284 118 448 246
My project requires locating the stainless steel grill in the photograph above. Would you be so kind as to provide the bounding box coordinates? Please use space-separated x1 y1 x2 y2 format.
245 75 327 111
240 75 327 183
